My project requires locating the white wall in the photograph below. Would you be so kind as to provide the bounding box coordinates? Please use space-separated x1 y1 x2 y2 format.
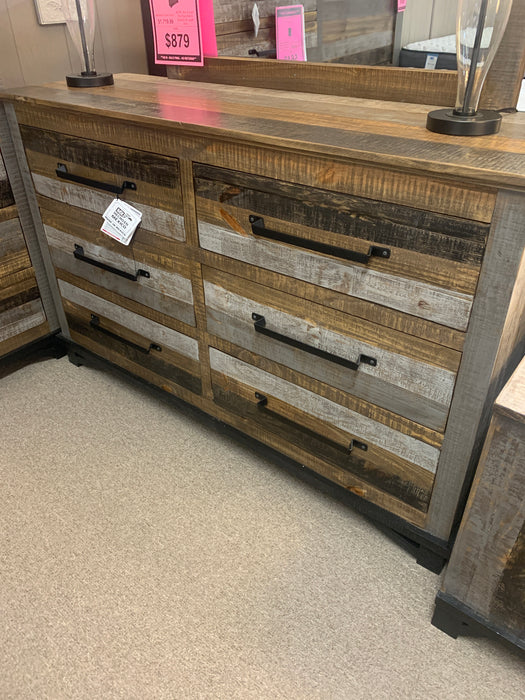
401 0 457 46
0 0 148 89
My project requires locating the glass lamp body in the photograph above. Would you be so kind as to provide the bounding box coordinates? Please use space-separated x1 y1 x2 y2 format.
61 0 113 87
426 0 514 135
455 0 514 115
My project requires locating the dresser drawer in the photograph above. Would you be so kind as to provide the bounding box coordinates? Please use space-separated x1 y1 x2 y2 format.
42 203 196 329
60 280 202 397
210 347 438 519
203 267 459 432
0 217 32 278
195 164 489 332
21 127 185 243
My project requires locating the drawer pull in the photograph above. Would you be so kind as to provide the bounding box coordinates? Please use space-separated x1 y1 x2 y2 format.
89 314 161 354
56 163 137 195
254 392 368 453
74 245 150 281
252 313 377 371
249 216 390 263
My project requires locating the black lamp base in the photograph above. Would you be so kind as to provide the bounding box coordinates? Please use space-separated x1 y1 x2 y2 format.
426 108 502 136
66 72 114 88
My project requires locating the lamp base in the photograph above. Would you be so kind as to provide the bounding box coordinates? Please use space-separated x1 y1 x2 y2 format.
426 108 502 136
66 72 114 88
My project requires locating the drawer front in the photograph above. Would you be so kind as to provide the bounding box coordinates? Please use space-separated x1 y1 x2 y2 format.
0 297 46 348
203 268 459 432
195 164 489 332
22 127 185 243
45 222 196 328
210 348 438 517
60 280 202 397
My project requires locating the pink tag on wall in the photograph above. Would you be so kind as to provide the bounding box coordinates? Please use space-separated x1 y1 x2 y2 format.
149 0 203 65
397 0 407 11
276 5 307 61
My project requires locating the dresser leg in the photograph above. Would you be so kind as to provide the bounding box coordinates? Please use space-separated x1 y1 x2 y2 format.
416 545 447 574
68 349 86 367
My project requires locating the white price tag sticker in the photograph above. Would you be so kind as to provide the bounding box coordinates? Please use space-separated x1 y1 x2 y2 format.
101 199 142 246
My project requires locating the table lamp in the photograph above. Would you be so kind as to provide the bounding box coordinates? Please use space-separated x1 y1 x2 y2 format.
427 0 513 135
62 0 113 87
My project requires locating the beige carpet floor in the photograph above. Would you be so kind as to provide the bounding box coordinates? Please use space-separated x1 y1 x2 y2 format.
0 356 523 700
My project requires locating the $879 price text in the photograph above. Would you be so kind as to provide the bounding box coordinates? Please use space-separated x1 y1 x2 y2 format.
165 33 190 49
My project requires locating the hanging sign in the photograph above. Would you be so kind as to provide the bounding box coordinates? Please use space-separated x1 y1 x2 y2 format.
149 0 204 66
276 5 307 62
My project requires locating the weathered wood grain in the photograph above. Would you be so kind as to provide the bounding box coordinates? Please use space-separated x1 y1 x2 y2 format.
0 204 18 225
33 175 185 244
65 299 202 397
427 190 525 539
209 333 444 449
0 320 50 359
200 249 466 352
210 348 441 474
58 280 199 363
5 77 525 192
212 381 432 513
439 357 525 644
0 217 26 260
204 278 456 431
45 225 196 328
0 155 14 209
0 298 46 342
198 223 473 331
203 266 462 371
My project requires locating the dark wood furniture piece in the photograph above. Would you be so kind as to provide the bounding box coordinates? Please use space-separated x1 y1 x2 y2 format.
433 357 525 651
1 73 524 572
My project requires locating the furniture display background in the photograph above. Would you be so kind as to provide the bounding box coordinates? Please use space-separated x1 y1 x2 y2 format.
1 73 524 571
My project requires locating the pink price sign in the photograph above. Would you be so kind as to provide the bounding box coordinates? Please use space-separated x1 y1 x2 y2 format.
276 5 307 62
149 0 203 66
397 0 407 11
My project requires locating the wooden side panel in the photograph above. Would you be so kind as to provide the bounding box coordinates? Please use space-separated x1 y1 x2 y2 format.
440 357 525 642
427 190 525 539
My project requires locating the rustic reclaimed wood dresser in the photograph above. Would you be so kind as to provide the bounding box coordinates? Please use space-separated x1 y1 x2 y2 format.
1 74 524 568
0 148 49 360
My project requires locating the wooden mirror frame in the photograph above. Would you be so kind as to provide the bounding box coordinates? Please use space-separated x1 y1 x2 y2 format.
162 0 525 111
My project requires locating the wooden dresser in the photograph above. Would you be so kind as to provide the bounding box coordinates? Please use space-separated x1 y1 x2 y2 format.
2 74 524 567
0 149 50 360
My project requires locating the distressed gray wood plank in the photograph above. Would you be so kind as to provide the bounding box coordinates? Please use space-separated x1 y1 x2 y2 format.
59 280 199 362
199 223 473 330
33 175 186 242
0 298 45 342
204 280 455 430
45 225 195 326
210 348 441 473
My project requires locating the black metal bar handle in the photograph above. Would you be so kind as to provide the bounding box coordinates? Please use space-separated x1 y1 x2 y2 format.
254 392 368 453
56 163 137 195
73 245 150 282
252 313 377 371
249 216 390 264
89 315 161 354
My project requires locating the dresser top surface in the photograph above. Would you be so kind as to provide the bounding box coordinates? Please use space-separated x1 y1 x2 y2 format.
3 73 525 189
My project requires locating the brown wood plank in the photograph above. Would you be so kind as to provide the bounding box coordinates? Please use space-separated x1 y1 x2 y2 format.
0 205 18 224
212 376 432 513
4 77 525 191
0 320 50 359
64 298 202 397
